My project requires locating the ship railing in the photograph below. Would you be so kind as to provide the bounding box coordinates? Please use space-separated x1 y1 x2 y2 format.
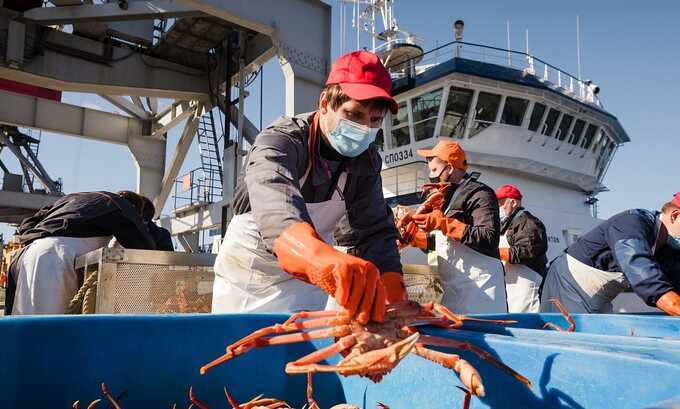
385 40 602 108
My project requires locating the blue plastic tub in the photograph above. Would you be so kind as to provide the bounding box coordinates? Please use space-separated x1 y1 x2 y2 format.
470 312 680 339
1 314 679 409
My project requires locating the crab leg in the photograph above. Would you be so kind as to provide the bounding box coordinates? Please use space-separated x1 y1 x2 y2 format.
100 383 121 409
224 385 242 409
285 334 359 373
200 311 350 375
201 324 354 374
421 304 518 328
543 299 575 332
413 345 484 397
189 386 210 409
418 335 531 387
455 387 473 409
286 333 420 377
224 386 290 409
306 373 320 409
227 314 351 353
86 400 101 409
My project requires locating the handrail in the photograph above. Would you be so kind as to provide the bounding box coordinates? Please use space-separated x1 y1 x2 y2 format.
385 40 601 106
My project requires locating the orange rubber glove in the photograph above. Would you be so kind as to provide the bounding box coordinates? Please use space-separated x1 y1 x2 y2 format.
274 222 386 324
656 290 680 316
412 209 467 241
381 272 407 304
499 247 511 262
397 221 428 250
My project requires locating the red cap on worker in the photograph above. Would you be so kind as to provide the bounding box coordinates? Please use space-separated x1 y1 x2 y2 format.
326 50 399 114
496 184 523 201
673 192 680 207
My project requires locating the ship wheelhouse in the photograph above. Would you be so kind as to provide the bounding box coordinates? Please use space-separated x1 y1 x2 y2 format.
378 43 630 259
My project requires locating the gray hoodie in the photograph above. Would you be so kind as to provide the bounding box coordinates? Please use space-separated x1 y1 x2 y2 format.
232 111 402 275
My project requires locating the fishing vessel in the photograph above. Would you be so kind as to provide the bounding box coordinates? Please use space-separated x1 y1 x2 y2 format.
345 1 629 264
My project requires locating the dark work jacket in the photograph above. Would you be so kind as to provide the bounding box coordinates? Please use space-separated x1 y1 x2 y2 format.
16 191 156 250
231 112 401 274
148 222 173 251
566 209 680 306
5 192 156 314
435 175 501 258
500 207 548 276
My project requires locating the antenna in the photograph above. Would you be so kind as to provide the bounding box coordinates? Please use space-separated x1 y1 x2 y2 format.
506 20 511 66
525 29 529 54
339 0 344 54
576 15 582 80
356 0 360 50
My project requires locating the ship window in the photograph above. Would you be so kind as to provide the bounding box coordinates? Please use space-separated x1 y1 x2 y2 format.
581 124 598 149
542 108 561 136
391 125 411 148
411 88 443 141
500 96 528 126
555 114 573 141
596 139 616 177
392 101 408 127
470 92 501 137
374 129 384 151
569 119 586 145
592 129 606 153
528 103 546 131
391 101 410 148
441 87 474 138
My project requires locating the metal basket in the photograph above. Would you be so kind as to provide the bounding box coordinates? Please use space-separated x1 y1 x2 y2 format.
74 247 216 314
402 263 444 304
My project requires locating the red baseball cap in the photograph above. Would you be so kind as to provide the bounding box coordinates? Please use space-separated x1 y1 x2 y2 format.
326 50 399 114
673 192 680 207
496 184 523 201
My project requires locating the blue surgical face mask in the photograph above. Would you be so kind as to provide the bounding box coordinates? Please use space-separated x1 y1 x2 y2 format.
327 118 380 158
667 234 680 250
499 212 508 223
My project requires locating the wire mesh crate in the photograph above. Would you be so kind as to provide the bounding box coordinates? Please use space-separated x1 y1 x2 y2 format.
402 263 444 304
74 247 216 314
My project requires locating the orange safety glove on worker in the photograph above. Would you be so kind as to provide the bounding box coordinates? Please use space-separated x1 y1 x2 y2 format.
274 222 387 324
412 209 467 241
656 290 680 316
397 220 428 250
380 271 407 304
499 247 511 262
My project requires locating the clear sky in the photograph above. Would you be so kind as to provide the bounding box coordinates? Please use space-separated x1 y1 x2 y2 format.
1 0 678 238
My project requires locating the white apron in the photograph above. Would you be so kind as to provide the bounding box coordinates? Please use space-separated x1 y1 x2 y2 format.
499 233 542 313
211 164 348 314
540 253 628 313
12 236 112 315
435 231 508 314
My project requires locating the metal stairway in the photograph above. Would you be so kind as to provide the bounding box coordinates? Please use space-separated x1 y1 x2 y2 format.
196 110 223 203
21 129 41 193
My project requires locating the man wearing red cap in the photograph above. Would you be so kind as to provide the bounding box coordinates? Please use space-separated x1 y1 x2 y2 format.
211 50 405 324
397 140 508 313
540 194 680 315
495 184 548 313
